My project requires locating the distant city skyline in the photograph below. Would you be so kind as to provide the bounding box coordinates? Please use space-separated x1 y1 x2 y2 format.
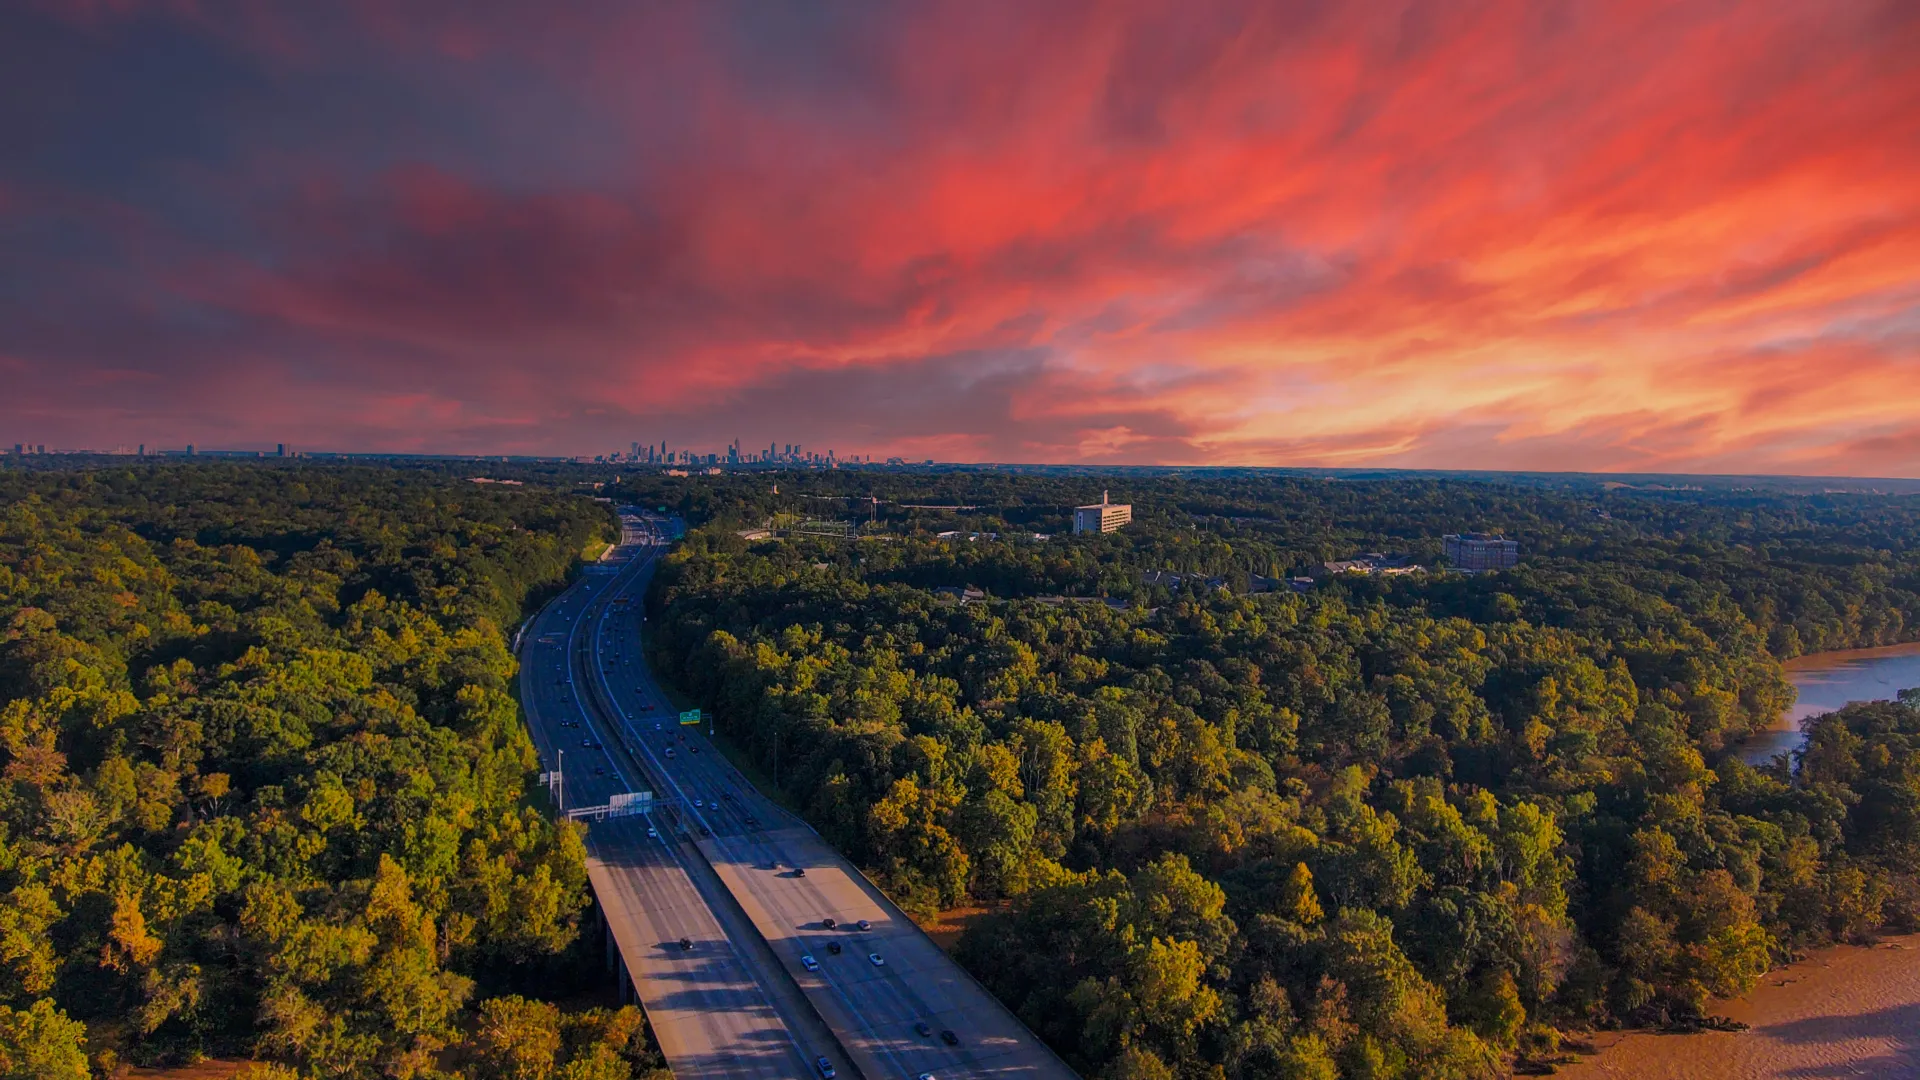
2 4 1916 475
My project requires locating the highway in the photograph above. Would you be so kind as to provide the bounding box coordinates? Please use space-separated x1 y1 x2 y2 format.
580 511 1081 1080
519 515 848 1080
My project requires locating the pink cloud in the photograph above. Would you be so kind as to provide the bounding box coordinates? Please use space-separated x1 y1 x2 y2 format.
1 1 1917 471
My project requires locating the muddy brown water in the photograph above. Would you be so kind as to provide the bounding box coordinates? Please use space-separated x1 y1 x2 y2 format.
1553 936 1920 1079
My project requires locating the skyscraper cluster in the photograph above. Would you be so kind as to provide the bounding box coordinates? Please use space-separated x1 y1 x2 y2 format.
594 439 872 468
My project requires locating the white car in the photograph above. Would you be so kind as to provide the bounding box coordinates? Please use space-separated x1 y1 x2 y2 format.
801 955 819 972
868 953 885 967
647 827 658 839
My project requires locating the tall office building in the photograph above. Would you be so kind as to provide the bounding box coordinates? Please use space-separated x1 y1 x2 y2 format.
1072 491 1133 534
1444 533 1520 571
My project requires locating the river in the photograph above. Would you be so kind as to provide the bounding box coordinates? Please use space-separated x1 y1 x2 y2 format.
1738 642 1920 764
1552 934 1920 1080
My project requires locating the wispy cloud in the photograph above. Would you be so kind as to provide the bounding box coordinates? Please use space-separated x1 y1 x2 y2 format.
0 0 1916 472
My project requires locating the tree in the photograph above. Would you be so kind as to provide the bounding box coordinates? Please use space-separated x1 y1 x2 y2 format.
473 996 562 1080
0 1000 89 1080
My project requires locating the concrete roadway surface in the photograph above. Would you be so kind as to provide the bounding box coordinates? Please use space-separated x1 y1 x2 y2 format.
520 516 849 1080
586 515 1081 1080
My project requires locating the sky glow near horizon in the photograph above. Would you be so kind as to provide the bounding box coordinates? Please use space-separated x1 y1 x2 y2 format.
2 1 1918 473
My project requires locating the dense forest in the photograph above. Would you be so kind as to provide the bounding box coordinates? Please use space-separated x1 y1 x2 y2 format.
0 464 661 1078
7 461 1917 1080
643 470 1920 1079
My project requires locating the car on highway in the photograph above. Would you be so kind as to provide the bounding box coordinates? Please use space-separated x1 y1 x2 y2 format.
647 826 658 839
677 937 692 951
689 746 699 754
821 917 836 929
693 799 703 808
914 1022 932 1037
826 941 842 955
868 953 885 967
918 1074 936 1080
857 919 871 931
801 954 819 971
580 739 593 748
593 767 606 776
698 825 711 836
814 1057 836 1079
664 747 675 758
940 1030 959 1046
793 867 806 877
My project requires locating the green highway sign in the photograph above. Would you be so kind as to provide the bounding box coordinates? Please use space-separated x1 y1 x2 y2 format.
680 709 703 726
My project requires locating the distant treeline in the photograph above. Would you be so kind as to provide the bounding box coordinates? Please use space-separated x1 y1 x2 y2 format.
644 472 1920 1079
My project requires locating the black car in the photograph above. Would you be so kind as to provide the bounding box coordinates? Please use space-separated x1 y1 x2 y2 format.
826 941 842 955
940 1030 959 1046
678 937 693 951
793 867 806 877
822 917 837 930
914 1021 932 1037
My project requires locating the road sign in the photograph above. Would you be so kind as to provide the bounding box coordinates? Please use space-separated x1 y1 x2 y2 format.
679 709 703 726
609 792 653 813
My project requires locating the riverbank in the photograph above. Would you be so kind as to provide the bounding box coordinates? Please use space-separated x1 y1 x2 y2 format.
1738 641 1920 763
1554 933 1920 1079
1781 640 1920 671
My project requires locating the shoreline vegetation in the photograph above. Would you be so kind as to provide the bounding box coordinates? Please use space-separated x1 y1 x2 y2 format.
1554 932 1919 1079
1552 643 1920 1078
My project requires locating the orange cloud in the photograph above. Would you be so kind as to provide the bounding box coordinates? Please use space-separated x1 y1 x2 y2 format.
1 1 1916 470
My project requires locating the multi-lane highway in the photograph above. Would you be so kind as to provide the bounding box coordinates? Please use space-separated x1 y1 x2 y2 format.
520 515 847 1080
523 507 1078 1080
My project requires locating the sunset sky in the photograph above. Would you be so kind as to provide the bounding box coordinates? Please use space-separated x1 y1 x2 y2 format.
3 1 1917 472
